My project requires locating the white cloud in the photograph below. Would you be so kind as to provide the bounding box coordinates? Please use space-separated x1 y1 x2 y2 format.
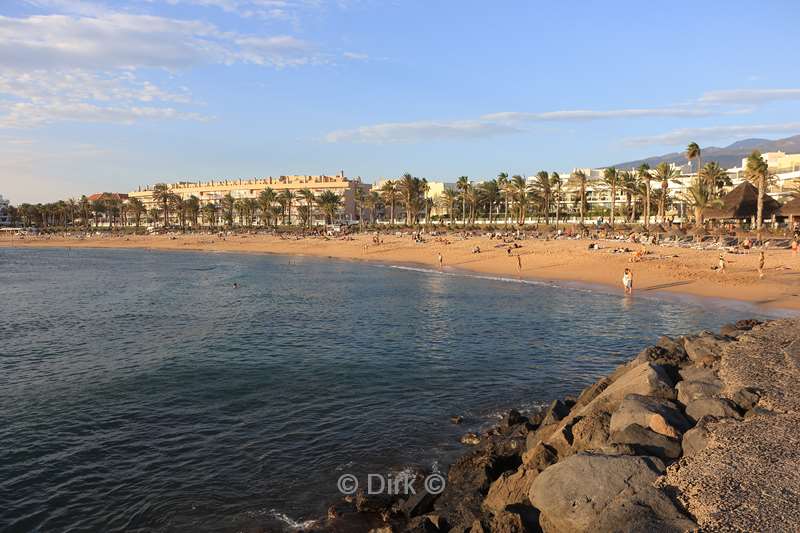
0 13 316 70
482 107 722 122
0 8 319 128
624 123 800 146
699 89 800 104
342 51 369 61
325 120 519 143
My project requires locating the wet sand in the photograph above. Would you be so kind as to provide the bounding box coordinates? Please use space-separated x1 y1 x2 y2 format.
6 232 800 310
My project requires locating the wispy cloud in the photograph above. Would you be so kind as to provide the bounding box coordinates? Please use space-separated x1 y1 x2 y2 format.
699 88 800 104
324 120 520 143
482 107 724 123
624 122 800 146
0 6 321 128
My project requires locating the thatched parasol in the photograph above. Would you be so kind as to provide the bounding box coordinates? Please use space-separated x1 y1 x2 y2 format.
778 196 800 218
703 181 780 220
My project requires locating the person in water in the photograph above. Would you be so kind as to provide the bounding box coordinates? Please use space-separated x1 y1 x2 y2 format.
233 282 239 289
622 268 633 295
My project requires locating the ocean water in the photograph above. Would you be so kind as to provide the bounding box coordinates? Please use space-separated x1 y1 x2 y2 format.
0 247 785 532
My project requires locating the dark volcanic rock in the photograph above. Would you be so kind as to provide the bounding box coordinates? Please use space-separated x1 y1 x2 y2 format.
540 399 572 426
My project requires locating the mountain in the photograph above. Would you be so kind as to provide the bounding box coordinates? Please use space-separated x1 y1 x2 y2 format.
612 134 800 170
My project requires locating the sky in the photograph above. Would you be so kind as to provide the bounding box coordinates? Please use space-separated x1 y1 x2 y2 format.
2 0 800 203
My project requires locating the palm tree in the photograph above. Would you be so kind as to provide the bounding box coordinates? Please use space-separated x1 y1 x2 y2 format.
602 167 619 226
298 188 315 228
171 195 186 231
91 199 105 228
79 195 91 228
680 176 720 226
220 193 235 228
463 183 478 225
354 187 366 231
637 164 652 225
745 150 770 238
202 203 217 228
128 197 146 228
380 180 399 225
532 171 552 224
480 179 500 224
510 174 528 225
279 189 295 225
364 191 381 225
316 190 342 229
699 162 731 198
654 162 681 224
258 188 277 227
441 188 459 226
186 196 200 228
497 172 510 226
686 142 701 179
397 173 423 226
65 198 78 226
572 170 588 225
152 184 172 228
456 176 470 226
550 172 562 229
618 170 638 222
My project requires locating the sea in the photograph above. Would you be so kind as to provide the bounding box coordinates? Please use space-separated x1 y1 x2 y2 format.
0 247 788 532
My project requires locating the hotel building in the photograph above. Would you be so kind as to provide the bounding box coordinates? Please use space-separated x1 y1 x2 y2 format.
129 172 370 225
0 195 10 226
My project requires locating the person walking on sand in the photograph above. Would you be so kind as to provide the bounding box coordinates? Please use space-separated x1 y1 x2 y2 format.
516 254 522 272
758 251 766 279
791 237 798 257
437 252 443 270
622 268 633 295
718 254 727 274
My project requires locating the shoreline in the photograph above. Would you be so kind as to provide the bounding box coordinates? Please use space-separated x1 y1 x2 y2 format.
5 232 800 311
309 317 800 532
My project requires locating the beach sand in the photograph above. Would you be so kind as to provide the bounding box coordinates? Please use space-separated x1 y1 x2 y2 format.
6 231 800 310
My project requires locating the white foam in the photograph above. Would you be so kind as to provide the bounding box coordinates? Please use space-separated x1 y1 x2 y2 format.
269 510 318 530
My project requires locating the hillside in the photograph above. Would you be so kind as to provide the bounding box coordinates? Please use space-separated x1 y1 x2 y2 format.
612 134 800 170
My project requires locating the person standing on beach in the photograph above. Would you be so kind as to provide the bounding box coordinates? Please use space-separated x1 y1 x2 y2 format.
791 237 798 257
758 251 766 279
718 254 727 274
438 252 443 270
516 254 522 272
622 268 633 295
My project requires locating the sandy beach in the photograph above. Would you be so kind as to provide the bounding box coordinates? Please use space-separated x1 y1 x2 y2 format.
6 231 800 311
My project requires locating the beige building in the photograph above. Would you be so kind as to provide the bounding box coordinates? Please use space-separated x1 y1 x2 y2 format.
129 172 370 225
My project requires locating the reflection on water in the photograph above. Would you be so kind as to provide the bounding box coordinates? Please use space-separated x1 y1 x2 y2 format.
0 247 786 532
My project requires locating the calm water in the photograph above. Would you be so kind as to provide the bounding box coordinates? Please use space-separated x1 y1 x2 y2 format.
0 247 785 532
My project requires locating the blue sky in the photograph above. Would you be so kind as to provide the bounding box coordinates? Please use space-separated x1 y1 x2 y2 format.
2 0 800 203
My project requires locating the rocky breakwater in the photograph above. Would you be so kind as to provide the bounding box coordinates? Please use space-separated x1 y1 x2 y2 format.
311 318 796 533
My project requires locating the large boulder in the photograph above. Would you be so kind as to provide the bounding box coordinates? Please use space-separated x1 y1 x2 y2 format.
571 410 611 452
676 379 724 406
682 333 730 367
681 416 717 458
610 423 682 460
483 467 538 513
529 453 696 533
610 394 690 438
685 398 742 422
537 363 676 460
